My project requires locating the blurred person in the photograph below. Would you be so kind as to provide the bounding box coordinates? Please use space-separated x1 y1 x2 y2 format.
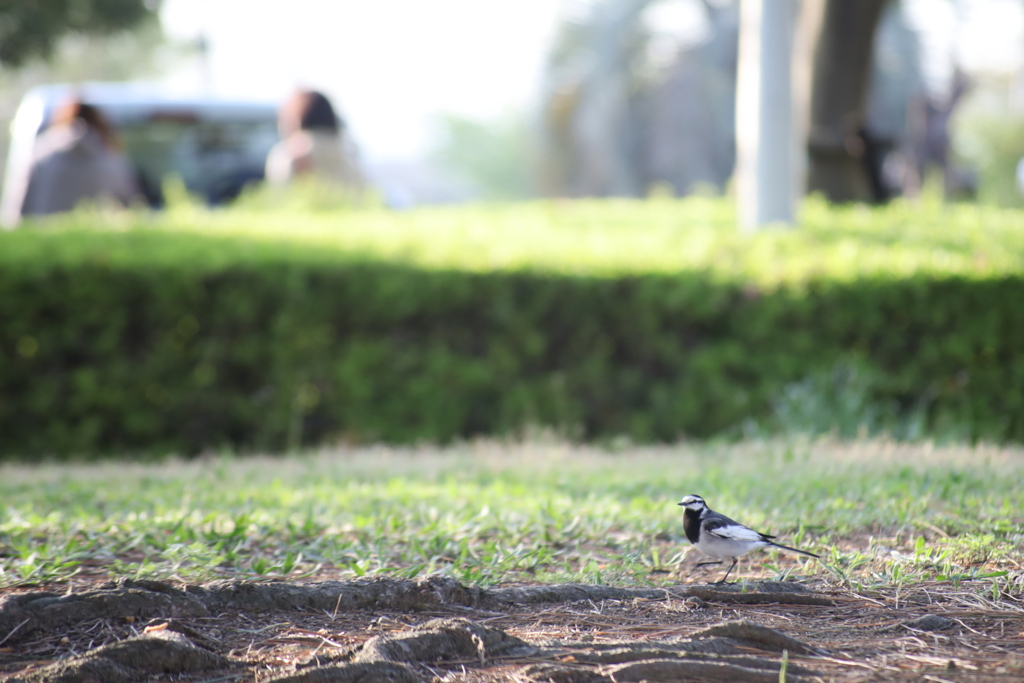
17 99 142 219
265 89 365 190
900 71 975 201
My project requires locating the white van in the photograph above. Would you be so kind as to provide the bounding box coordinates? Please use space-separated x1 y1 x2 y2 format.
0 82 280 225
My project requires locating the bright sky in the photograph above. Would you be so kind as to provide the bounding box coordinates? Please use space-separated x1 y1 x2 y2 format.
160 0 563 163
902 0 1024 98
160 0 1024 164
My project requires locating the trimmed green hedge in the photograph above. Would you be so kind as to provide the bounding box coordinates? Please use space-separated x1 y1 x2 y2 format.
2 200 1023 456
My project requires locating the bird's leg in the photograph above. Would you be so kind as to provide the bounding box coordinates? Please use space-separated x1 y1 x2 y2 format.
715 558 738 584
695 560 724 568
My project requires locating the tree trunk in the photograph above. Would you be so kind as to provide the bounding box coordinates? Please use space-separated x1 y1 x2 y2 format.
805 0 887 203
735 0 799 230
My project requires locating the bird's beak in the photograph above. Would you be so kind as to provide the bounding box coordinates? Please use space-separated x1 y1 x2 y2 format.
676 502 685 506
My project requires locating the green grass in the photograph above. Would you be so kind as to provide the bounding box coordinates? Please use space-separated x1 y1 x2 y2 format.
1 439 1021 592
3 195 1024 285
3 198 1023 590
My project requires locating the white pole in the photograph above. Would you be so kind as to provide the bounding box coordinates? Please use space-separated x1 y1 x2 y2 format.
736 0 798 231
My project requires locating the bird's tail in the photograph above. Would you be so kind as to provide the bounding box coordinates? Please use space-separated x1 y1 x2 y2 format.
768 541 820 559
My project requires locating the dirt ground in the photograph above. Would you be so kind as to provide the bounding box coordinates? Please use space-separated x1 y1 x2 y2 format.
1 574 1023 683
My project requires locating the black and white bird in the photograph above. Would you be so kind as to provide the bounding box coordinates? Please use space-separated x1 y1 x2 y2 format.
677 494 819 583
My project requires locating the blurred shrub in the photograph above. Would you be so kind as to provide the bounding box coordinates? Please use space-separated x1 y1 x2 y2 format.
2 202 1023 457
955 112 1024 207
230 176 383 213
763 360 936 441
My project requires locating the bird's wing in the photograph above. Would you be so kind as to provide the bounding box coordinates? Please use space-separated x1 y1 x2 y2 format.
702 516 768 542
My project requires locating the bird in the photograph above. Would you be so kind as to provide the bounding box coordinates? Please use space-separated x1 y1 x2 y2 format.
676 494 819 584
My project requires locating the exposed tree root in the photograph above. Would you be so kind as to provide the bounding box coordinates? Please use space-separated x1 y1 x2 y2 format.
0 579 209 645
489 585 667 605
489 580 830 606
679 588 835 606
0 577 826 683
354 617 535 664
689 620 826 656
522 662 611 683
261 661 421 683
525 640 823 683
3 575 1016 682
0 576 481 645
702 581 811 593
4 628 229 683
603 658 815 683
0 577 829 646
189 574 485 614
261 617 822 683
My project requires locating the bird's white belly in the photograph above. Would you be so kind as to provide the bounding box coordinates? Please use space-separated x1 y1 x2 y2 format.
697 534 766 560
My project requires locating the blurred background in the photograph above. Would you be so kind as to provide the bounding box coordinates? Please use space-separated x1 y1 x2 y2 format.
2 0 1024 208
3 0 1024 455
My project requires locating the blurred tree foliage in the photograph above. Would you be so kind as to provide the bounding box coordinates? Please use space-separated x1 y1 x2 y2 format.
536 0 754 198
431 113 536 200
955 112 1024 208
539 0 957 205
0 0 156 68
